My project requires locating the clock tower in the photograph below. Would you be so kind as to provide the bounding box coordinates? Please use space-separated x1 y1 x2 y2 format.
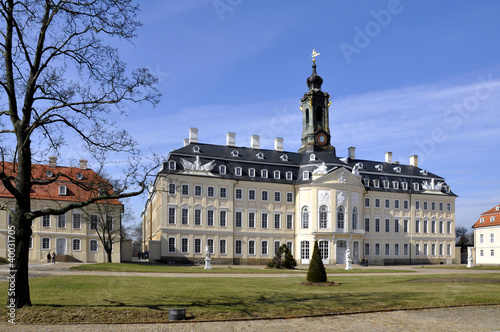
298 59 335 154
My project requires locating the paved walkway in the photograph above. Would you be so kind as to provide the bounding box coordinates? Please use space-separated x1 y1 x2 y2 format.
2 305 500 331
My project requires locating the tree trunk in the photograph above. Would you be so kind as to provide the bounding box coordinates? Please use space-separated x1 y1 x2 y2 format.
107 250 112 263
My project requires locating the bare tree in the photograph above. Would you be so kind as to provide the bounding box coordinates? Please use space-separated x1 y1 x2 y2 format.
0 1 160 308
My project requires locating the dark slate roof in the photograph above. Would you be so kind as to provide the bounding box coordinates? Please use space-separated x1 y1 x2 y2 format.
162 143 457 196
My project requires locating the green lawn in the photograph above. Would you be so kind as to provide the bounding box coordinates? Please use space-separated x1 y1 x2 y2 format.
417 265 500 270
4 273 499 323
70 262 414 274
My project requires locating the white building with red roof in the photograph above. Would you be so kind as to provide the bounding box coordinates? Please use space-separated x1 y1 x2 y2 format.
472 204 500 265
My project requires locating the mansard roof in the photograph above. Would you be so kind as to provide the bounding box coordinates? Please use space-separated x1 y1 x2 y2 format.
472 204 500 228
161 143 457 197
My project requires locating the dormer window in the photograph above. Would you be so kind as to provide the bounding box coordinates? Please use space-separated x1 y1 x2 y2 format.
303 171 310 180
168 160 176 170
445 185 451 193
401 182 408 190
309 154 316 162
392 181 399 189
355 162 364 169
420 169 428 175
497 206 500 211
375 164 383 171
256 152 264 160
59 185 67 196
231 150 239 157
491 216 496 222
363 178 370 186
248 168 255 177
286 171 292 180
413 183 420 191
383 180 389 189
193 145 200 153
261 169 268 178
393 166 401 173
280 154 288 162
480 218 485 223
76 172 84 180
373 179 380 188
274 170 280 179
46 170 54 177
235 167 242 176
219 165 226 174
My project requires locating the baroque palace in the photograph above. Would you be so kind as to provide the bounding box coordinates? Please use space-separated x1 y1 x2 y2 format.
142 60 457 265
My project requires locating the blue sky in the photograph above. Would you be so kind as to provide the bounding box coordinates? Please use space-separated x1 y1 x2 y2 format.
94 0 500 230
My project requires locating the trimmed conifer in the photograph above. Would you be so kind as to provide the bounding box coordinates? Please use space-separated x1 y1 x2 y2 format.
268 244 297 269
306 240 327 283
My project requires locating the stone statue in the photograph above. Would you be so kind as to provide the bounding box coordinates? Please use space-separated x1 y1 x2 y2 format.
422 178 444 192
345 246 353 270
346 247 351 260
181 156 215 172
205 245 210 259
204 245 212 270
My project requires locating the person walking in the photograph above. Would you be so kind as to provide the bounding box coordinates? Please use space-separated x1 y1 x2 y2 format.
51 252 56 264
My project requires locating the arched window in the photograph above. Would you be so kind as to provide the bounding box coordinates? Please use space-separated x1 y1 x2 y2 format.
352 207 358 229
301 206 309 229
315 106 323 122
319 205 328 229
305 109 309 127
337 206 345 229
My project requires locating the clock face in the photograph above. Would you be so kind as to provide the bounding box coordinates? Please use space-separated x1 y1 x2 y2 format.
316 132 327 145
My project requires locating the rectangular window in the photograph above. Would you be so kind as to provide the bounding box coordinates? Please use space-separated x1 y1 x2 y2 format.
447 221 451 234
431 244 436 256
385 243 390 256
58 214 66 228
375 198 380 208
439 202 443 211
181 184 189 196
72 213 81 229
286 192 293 203
207 210 214 226
394 243 399 256
385 199 390 209
261 213 268 228
385 218 390 232
249 189 256 200
168 208 176 224
274 191 281 202
207 186 215 197
431 220 436 233
364 198 370 207
286 214 293 230
439 244 443 256
235 240 242 255
416 243 420 255
274 171 280 179
195 239 202 254
261 169 268 178
423 220 428 233
274 241 281 255
480 234 484 243
274 213 281 229
439 221 444 233
194 185 202 196
29 237 33 249
194 209 202 225
447 203 451 212
181 238 189 253
394 219 400 233
248 240 255 255
403 219 408 233
403 243 408 256
394 200 400 209
286 241 293 252
220 239 226 254
168 183 176 194
447 244 451 256
423 201 428 210
415 219 420 233
375 243 380 256
403 200 409 210
42 215 51 227
365 218 370 232
261 190 268 201
43 237 51 250
181 208 189 225
261 241 268 255
207 239 214 254
89 240 98 252
235 211 242 228
415 200 420 210
375 218 380 232
220 187 227 198
248 212 255 228
424 244 429 255
431 202 436 211
220 210 227 227
301 241 310 260
168 237 175 253
364 242 370 256
235 189 242 199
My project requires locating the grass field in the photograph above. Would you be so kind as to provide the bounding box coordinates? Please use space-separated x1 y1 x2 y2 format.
4 273 500 324
70 262 414 274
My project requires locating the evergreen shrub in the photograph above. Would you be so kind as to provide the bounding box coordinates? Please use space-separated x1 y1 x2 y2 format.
306 241 327 283
267 244 297 269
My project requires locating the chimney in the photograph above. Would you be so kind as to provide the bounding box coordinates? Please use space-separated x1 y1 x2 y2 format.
79 159 88 170
48 156 57 168
409 155 418 167
226 132 236 147
183 138 189 147
188 127 198 144
385 151 392 163
274 137 284 152
348 147 356 159
250 135 260 149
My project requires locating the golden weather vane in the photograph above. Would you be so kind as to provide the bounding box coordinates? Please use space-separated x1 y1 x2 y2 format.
311 49 320 62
